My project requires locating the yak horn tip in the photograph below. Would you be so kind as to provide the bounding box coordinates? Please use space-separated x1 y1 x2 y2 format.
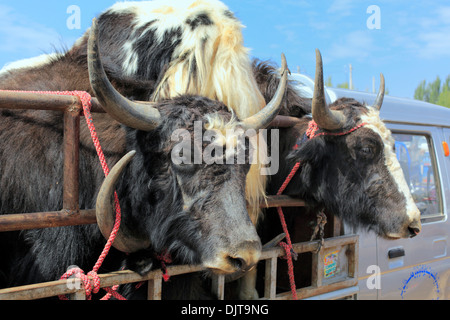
281 52 286 66
280 53 288 76
315 48 322 59
123 150 136 161
373 73 386 110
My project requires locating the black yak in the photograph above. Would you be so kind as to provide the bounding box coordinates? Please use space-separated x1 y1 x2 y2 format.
0 14 288 299
265 50 422 240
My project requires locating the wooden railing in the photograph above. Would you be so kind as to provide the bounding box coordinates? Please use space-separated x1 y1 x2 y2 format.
0 234 358 300
0 91 358 300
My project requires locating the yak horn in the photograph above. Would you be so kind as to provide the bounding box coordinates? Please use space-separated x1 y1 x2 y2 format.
96 151 151 253
312 49 346 131
240 53 288 130
88 18 161 131
373 73 385 110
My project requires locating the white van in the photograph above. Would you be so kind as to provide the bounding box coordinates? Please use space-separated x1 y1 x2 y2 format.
292 74 450 300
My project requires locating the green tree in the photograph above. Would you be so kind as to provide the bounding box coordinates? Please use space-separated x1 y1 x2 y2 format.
414 75 450 108
427 76 441 104
337 81 349 89
442 75 450 92
437 75 450 108
437 91 450 108
414 80 427 101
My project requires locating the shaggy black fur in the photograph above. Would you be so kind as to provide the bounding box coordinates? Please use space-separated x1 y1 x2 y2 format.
266 98 409 238
0 40 258 300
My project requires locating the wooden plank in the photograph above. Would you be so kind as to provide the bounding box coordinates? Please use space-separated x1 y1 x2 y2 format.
0 236 358 300
0 210 96 232
69 290 86 300
348 240 359 278
147 274 162 300
0 279 78 300
264 257 278 299
63 110 80 213
274 278 359 300
0 91 105 113
0 196 306 233
311 250 324 288
212 275 225 300
259 195 306 209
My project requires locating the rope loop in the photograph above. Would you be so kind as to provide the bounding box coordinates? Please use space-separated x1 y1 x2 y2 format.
87 271 101 295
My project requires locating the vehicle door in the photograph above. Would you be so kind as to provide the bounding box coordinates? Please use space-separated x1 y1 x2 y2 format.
374 124 450 299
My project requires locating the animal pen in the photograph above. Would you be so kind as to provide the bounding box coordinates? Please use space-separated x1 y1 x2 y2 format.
0 91 359 300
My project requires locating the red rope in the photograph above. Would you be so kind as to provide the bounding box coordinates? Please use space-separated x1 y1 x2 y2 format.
0 90 124 300
64 91 124 300
276 161 301 300
157 250 173 282
275 119 368 300
307 120 367 139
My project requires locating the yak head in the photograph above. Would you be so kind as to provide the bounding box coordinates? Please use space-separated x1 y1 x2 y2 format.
287 50 421 240
88 19 288 275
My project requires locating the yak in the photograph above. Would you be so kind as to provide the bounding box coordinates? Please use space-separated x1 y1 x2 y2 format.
267 50 422 240
0 0 268 223
229 51 422 300
0 12 289 299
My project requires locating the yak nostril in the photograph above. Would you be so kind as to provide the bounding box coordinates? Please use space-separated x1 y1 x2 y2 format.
408 226 420 238
227 256 247 271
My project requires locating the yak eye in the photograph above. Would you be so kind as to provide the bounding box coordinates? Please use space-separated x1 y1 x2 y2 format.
358 146 374 158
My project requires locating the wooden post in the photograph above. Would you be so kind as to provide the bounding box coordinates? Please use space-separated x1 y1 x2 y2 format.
212 275 225 300
147 273 162 300
264 257 278 299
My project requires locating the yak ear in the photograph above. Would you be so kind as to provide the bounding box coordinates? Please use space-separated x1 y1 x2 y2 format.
286 137 327 166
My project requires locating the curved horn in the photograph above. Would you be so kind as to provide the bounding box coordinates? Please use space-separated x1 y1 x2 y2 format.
240 53 288 130
88 18 161 131
96 151 151 253
373 73 385 110
312 49 346 131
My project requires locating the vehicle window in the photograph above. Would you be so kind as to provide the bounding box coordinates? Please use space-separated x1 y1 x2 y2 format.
393 133 442 219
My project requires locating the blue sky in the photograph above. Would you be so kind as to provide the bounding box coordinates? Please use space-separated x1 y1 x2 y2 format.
0 0 449 99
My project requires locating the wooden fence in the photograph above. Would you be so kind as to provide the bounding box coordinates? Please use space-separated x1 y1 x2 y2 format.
0 92 358 300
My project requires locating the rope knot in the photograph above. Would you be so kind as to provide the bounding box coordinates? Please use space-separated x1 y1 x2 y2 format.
157 250 173 282
59 267 97 300
87 271 101 295
306 120 320 139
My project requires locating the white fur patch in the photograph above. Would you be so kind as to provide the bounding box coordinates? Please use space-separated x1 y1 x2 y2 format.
109 0 267 223
359 107 420 222
0 53 62 76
